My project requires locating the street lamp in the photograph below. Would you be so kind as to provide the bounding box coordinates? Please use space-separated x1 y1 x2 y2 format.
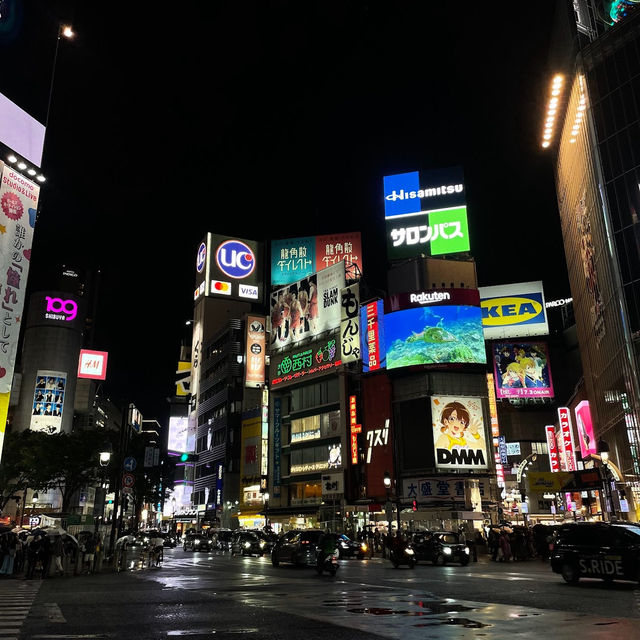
383 471 401 538
263 492 270 529
30 492 39 526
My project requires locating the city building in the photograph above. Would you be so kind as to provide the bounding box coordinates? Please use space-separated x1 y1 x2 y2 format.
545 0 640 519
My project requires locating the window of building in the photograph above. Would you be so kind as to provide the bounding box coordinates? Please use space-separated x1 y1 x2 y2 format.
290 481 321 506
290 378 339 412
531 442 548 455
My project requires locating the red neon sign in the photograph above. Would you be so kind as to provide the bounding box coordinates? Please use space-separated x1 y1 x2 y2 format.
546 425 560 472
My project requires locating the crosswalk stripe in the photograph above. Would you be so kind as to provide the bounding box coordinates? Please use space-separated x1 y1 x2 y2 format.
0 579 42 637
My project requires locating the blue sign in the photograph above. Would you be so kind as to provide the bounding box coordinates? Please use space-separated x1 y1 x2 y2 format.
123 457 137 472
215 239 256 279
383 166 466 219
498 436 508 466
196 242 206 273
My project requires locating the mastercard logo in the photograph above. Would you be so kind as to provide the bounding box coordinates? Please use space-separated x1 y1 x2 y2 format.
211 279 231 295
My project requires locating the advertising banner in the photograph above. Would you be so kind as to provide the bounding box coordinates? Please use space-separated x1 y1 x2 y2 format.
478 281 549 339
271 337 340 387
574 400 596 457
30 370 66 434
492 342 554 399
245 315 266 387
241 415 261 480
77 349 109 380
0 92 46 167
558 407 577 471
404 477 488 502
273 397 282 493
175 360 191 397
168 416 189 454
384 304 485 368
271 232 363 286
361 300 385 372
340 282 360 363
269 261 345 350
432 395 488 470
383 167 468 260
0 163 38 394
528 471 573 493
546 425 560 472
321 472 344 498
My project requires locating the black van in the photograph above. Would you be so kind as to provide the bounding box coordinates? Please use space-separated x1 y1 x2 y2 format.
550 522 640 584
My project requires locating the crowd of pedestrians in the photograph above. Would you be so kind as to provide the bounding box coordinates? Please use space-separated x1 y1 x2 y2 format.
486 523 555 562
0 528 103 579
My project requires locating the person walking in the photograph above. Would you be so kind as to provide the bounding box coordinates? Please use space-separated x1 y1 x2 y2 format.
82 534 96 574
51 535 65 576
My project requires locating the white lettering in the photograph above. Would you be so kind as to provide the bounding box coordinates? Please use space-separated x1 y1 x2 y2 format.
409 291 451 305
385 183 464 202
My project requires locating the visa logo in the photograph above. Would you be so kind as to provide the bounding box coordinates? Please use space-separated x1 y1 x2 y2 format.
481 296 544 326
239 284 259 299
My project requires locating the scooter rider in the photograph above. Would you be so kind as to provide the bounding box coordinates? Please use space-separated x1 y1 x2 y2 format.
317 531 338 567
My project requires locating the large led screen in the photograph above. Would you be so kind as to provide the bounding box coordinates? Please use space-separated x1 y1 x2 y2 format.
384 305 486 368
432 395 488 470
30 370 66 434
492 342 554 399
270 261 345 350
168 416 189 454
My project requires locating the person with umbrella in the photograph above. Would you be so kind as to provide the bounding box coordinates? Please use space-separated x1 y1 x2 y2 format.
51 535 65 576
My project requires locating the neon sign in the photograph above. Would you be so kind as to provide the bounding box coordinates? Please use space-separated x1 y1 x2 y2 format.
271 339 340 387
45 296 77 322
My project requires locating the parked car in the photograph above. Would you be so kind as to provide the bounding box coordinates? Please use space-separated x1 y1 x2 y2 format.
271 529 324 567
411 531 470 566
231 531 266 557
324 533 366 559
183 532 212 552
550 522 640 584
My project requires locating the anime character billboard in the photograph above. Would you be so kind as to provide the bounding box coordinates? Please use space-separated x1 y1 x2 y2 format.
492 342 554 399
432 395 488 470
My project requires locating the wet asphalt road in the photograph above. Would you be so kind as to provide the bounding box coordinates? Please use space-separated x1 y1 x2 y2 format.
11 548 640 639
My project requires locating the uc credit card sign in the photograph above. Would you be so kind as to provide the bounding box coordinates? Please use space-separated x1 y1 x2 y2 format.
478 281 548 339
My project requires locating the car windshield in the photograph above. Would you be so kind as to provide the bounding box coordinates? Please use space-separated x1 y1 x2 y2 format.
437 533 459 544
619 525 640 538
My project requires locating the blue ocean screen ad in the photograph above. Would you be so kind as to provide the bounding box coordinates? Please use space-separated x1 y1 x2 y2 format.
384 305 486 369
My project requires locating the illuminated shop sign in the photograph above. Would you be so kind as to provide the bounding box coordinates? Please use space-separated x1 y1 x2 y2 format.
404 477 488 502
349 395 361 464
486 374 504 487
479 281 548 339
77 349 109 380
361 300 385 372
271 338 341 387
270 232 363 286
245 316 266 388
575 400 596 457
558 407 577 471
290 443 342 474
366 418 389 464
546 425 560 472
168 416 189 454
340 283 360 363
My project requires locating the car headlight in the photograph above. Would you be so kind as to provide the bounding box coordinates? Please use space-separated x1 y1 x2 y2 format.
259 541 265 548
194 540 200 545
361 543 368 551
464 547 470 554
443 547 452 555
341 542 348 548
244 542 251 548
405 548 414 555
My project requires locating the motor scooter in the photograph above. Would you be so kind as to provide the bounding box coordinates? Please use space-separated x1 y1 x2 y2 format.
389 542 416 569
316 549 339 576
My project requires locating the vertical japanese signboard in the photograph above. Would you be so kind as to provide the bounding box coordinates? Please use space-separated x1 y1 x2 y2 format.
340 283 360 363
273 397 281 497
546 425 560 472
0 162 39 458
486 374 504 487
245 315 266 387
349 395 361 464
558 407 577 471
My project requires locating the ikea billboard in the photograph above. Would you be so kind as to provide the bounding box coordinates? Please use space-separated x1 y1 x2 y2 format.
478 281 548 340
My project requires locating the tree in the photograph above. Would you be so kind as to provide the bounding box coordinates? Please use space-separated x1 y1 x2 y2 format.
0 430 55 514
37 430 108 513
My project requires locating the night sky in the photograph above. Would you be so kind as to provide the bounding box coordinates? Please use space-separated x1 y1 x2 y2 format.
0 1 569 422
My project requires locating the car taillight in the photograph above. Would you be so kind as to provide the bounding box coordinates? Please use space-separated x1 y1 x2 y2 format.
301 540 309 545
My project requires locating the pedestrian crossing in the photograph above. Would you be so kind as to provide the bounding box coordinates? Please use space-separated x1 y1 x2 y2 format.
0 579 42 640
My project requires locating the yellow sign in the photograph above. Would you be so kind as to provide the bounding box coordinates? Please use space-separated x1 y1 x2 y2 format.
527 471 573 493
480 296 544 327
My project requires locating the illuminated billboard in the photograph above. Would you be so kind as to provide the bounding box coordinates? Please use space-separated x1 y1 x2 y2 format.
30 371 66 434
340 283 360 363
360 289 485 371
479 281 549 339
245 315 266 388
194 233 263 303
492 342 554 399
0 92 45 168
168 416 189 454
431 395 488 470
270 337 341 387
269 261 345 350
575 400 596 457
77 349 108 380
270 232 362 286
383 167 469 260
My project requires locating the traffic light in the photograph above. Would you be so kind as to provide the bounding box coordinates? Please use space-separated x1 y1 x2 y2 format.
179 453 199 463
412 499 418 512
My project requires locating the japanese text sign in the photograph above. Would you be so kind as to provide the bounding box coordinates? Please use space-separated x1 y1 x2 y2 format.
340 283 360 363
558 407 577 471
546 425 560 472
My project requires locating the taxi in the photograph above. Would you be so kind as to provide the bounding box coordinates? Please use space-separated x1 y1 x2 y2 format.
550 522 640 584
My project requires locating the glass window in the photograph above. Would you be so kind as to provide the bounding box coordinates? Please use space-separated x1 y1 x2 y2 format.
290 449 302 467
302 447 315 464
290 484 303 506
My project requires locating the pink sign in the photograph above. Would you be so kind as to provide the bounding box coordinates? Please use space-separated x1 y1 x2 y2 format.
77 349 109 380
546 425 560 472
575 400 596 457
558 407 576 472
